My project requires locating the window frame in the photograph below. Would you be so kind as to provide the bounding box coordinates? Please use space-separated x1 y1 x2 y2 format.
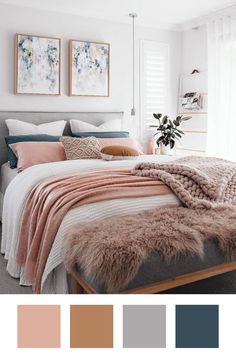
140 40 170 142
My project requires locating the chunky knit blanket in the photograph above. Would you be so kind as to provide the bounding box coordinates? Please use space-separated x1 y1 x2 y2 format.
133 156 236 209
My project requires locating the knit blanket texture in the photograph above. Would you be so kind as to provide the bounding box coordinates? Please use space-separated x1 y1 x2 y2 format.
133 156 236 208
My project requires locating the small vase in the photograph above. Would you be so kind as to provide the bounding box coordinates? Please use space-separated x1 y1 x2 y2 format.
159 143 176 156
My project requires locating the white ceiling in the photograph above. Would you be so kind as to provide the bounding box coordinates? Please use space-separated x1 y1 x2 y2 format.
0 0 235 30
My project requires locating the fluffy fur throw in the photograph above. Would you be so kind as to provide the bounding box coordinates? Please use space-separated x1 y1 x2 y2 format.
133 156 236 209
63 205 236 293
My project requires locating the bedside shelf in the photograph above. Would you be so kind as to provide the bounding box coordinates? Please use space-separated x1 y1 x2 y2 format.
179 93 208 99
183 130 207 134
179 112 208 115
178 71 208 154
176 148 206 153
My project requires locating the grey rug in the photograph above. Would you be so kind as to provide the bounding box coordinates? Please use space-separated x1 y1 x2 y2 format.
0 224 236 294
0 224 32 294
0 253 32 294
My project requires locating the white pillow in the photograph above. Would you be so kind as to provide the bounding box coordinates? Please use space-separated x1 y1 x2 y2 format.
100 153 139 161
69 119 122 133
5 119 66 136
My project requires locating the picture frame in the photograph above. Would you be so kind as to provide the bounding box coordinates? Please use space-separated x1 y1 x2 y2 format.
15 33 61 95
69 39 110 97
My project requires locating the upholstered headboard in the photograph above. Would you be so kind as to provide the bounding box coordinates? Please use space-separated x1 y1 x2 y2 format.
0 111 124 167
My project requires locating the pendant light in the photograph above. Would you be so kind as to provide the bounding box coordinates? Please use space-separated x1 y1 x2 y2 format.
129 12 138 116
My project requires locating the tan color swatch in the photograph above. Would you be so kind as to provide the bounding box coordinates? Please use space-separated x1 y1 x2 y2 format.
17 305 60 348
70 305 113 348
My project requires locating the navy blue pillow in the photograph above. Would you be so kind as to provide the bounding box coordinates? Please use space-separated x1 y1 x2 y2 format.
72 131 130 138
5 134 60 168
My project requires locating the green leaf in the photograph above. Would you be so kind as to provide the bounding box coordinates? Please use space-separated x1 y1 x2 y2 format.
169 120 174 128
156 135 164 145
175 132 182 138
176 129 185 135
170 139 175 149
162 115 168 125
153 113 162 119
182 116 192 121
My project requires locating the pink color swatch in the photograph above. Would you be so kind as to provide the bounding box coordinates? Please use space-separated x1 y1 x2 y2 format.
17 305 61 348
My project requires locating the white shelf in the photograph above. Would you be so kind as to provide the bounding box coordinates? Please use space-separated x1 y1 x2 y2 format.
179 112 208 115
183 130 207 134
176 148 206 153
178 71 208 155
179 93 208 99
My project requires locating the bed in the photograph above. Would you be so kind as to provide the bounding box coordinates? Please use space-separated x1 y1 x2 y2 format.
0 111 236 294
0 163 18 221
0 110 122 221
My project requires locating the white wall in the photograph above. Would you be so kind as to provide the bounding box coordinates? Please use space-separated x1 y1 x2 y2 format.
0 3 182 138
182 25 207 75
179 25 208 155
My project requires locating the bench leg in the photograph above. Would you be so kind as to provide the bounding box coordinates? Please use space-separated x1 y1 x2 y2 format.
71 275 84 294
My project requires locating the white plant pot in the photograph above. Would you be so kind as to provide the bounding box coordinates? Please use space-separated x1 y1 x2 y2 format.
159 143 176 156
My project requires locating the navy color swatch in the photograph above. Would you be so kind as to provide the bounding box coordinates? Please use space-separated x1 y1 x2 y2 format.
176 305 219 348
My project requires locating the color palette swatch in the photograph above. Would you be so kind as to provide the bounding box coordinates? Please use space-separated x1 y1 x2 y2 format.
176 305 219 348
70 305 113 348
123 305 166 348
17 305 60 348
17 304 219 349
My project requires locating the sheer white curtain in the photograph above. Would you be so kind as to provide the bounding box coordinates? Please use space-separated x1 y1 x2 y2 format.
207 15 236 161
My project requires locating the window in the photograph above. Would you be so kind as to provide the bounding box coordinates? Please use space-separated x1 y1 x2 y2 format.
140 40 169 139
207 16 236 161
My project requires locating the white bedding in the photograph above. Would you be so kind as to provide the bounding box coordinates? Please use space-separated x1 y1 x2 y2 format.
0 163 18 194
0 163 18 221
1 155 181 293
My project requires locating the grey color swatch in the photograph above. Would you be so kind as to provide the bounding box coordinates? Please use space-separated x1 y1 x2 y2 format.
123 305 166 348
176 305 219 348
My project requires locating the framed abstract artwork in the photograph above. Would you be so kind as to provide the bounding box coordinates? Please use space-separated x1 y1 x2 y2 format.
69 40 110 97
15 34 61 95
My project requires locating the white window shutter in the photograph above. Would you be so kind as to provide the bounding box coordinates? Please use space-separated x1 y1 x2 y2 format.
140 41 169 137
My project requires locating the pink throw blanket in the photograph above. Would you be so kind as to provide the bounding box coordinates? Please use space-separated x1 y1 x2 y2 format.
16 168 171 293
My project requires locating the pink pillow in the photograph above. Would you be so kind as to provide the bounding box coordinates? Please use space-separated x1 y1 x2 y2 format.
9 142 66 172
98 138 144 154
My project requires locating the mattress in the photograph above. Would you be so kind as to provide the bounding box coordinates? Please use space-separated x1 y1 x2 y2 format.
74 239 231 293
0 163 18 220
0 163 18 194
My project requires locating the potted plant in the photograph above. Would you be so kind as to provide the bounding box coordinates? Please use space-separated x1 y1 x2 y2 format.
150 113 192 155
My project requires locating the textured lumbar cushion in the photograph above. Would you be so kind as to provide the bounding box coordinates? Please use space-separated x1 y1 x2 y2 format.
100 145 140 161
98 137 144 154
5 119 66 136
60 136 101 160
